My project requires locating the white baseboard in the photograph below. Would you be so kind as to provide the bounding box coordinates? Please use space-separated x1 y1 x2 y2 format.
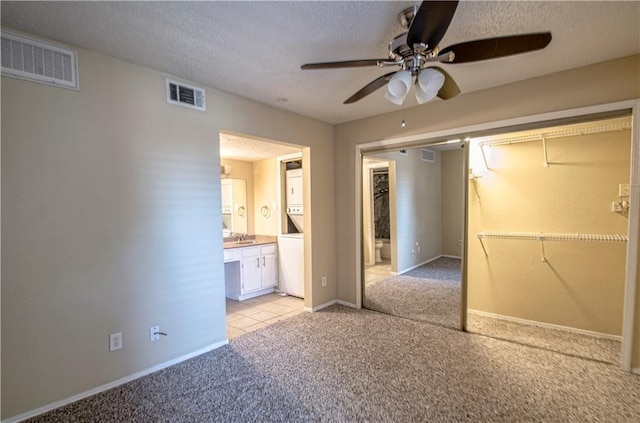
336 300 358 309
397 255 442 275
441 254 462 259
303 300 358 312
632 367 640 375
3 340 229 423
468 309 622 341
304 299 337 312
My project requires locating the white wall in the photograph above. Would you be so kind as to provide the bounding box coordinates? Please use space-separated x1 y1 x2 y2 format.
371 149 442 273
441 149 464 257
1 36 335 419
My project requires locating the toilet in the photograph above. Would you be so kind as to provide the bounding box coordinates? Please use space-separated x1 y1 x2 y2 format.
374 239 384 263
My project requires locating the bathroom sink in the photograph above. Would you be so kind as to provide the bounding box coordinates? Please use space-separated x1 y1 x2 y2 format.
236 240 257 245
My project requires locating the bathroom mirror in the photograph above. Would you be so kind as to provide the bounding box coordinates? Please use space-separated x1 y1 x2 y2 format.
221 178 247 235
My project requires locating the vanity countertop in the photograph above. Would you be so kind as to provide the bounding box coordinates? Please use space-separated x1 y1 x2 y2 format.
223 235 278 249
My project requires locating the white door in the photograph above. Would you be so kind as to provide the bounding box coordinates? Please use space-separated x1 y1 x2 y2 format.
242 253 261 293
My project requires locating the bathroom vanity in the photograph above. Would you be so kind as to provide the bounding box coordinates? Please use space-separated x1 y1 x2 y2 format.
224 236 277 301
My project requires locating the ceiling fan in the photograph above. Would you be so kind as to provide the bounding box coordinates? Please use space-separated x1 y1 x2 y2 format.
301 1 552 105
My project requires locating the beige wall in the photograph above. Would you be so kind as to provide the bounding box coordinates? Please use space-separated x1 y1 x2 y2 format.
1 36 334 419
220 158 254 234
372 149 442 273
467 127 630 335
334 55 639 357
253 157 280 236
441 149 464 257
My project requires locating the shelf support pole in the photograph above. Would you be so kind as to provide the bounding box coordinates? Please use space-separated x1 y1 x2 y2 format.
477 236 488 258
541 137 549 167
539 234 547 262
479 144 490 170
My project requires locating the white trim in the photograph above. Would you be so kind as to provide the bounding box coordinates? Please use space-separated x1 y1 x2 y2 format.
632 368 640 375
353 99 639 372
396 255 442 275
2 340 229 423
441 254 462 260
468 309 622 341
355 144 363 309
303 299 337 312
621 100 640 371
336 300 358 309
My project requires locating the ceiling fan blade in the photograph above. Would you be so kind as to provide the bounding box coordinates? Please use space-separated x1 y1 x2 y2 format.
301 59 388 70
344 72 397 104
440 33 552 63
407 1 459 50
430 66 460 100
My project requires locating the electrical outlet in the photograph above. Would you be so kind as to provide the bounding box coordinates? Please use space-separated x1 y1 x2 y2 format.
619 183 630 197
611 201 623 212
150 325 160 342
417 246 421 253
110 332 122 351
321 276 327 287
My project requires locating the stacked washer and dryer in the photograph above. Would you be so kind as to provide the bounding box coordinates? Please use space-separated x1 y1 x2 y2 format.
278 166 305 298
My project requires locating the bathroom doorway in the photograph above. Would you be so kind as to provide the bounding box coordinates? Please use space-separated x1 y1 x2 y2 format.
362 143 466 330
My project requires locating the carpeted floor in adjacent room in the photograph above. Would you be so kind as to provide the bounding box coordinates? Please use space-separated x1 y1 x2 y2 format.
27 305 640 423
364 257 462 329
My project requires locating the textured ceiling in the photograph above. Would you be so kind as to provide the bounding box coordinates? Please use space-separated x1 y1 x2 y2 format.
1 1 639 125
220 133 301 162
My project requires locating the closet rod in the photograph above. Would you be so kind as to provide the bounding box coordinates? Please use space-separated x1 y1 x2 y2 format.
476 231 628 261
478 121 632 148
477 231 628 242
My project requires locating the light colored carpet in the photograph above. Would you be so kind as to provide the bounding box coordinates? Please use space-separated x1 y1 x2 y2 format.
364 257 461 329
364 257 620 365
467 312 621 365
27 306 640 422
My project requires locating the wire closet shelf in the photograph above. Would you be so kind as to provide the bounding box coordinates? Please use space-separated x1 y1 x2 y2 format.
476 231 629 261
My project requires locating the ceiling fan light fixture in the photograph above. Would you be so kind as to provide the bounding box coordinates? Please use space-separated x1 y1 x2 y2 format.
417 68 445 95
415 68 445 104
385 89 406 106
387 70 412 98
415 84 436 104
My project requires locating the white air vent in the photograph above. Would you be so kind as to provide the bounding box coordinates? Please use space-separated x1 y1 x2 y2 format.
166 79 206 111
1 30 78 90
421 148 435 163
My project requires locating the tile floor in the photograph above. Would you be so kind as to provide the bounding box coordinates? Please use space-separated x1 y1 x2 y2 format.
364 259 392 286
226 293 304 339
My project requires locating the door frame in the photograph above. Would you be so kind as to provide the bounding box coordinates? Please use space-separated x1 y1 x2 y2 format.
354 99 639 371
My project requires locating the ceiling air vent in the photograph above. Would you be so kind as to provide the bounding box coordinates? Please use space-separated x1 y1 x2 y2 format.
166 79 206 111
1 30 78 90
421 148 435 163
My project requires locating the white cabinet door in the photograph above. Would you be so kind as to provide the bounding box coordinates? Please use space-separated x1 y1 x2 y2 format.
261 252 278 288
241 249 261 293
286 169 303 206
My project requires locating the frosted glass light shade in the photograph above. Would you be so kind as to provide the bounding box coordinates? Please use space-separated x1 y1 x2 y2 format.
385 90 405 105
416 68 445 104
387 70 412 98
415 84 437 104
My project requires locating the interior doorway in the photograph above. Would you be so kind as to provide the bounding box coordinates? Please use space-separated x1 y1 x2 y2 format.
362 142 466 330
